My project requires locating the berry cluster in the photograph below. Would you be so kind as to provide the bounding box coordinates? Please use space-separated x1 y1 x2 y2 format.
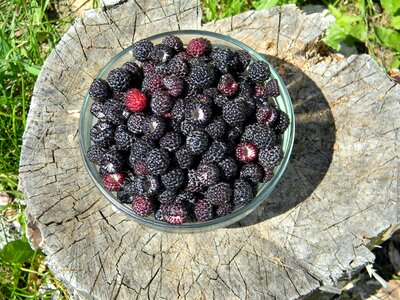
87 35 289 225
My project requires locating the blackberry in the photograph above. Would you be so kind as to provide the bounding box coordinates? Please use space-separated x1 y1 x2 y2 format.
186 130 209 155
87 145 107 164
218 73 238 96
165 203 188 224
203 87 219 99
155 205 168 221
132 39 153 62
187 169 203 192
175 146 194 169
185 102 212 125
102 172 125 191
194 93 212 105
214 94 229 108
141 60 156 75
235 50 251 72
226 126 244 142
259 145 282 168
130 137 155 161
194 199 213 221
204 140 227 162
162 35 184 52
182 77 200 99
142 73 164 93
189 63 215 89
263 166 274 182
154 63 169 76
131 159 149 176
256 105 278 127
122 108 132 120
175 51 191 61
103 99 125 125
242 124 274 149
240 163 263 183
273 110 289 134
186 37 211 57
106 68 132 92
206 182 232 206
127 112 146 134
248 61 270 82
163 75 184 97
146 148 170 175
117 189 133 204
171 98 186 122
235 142 258 163
218 157 238 179
238 95 256 120
158 190 176 204
168 57 188 78
150 44 174 63
233 179 254 205
90 101 105 119
122 61 143 85
180 119 204 136
143 115 165 140
254 82 268 99
101 149 124 173
197 162 220 187
265 79 280 97
150 91 173 116
175 192 196 204
222 100 246 126
90 122 115 147
132 195 154 217
160 132 182 152
161 168 185 190
211 47 238 73
205 117 226 139
134 175 160 196
115 125 135 151
216 203 233 217
89 78 110 101
238 76 253 97
123 179 137 195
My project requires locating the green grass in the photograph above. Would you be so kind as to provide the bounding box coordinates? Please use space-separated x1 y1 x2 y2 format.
0 0 73 298
202 0 400 72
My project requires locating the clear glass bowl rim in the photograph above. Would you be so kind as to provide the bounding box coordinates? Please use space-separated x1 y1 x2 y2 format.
79 29 295 233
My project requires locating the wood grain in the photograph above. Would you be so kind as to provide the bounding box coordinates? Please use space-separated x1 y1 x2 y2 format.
19 1 399 299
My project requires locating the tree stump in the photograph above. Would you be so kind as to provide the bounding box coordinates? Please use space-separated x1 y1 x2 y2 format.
19 1 399 299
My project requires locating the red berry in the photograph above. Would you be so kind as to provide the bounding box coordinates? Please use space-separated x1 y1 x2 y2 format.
218 74 238 96
186 38 211 57
164 203 188 225
125 88 147 112
102 172 125 191
235 143 258 163
256 106 278 127
132 195 154 217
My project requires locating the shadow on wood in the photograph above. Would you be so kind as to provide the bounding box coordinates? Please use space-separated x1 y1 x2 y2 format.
230 56 336 228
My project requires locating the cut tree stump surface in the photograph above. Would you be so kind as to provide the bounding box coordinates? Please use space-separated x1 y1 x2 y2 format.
19 1 399 299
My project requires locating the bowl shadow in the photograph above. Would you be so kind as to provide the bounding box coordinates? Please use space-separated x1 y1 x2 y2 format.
229 56 336 228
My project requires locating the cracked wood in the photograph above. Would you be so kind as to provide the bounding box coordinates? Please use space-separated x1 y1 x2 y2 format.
18 1 399 299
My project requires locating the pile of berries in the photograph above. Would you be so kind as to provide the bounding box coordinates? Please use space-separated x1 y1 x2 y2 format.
87 35 289 225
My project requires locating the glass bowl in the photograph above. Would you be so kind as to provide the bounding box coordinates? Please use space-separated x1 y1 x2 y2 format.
79 30 295 233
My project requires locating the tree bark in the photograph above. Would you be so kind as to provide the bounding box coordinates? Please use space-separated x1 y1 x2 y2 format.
19 1 399 299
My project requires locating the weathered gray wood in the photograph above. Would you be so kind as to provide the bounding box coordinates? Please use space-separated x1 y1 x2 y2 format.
19 1 399 299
